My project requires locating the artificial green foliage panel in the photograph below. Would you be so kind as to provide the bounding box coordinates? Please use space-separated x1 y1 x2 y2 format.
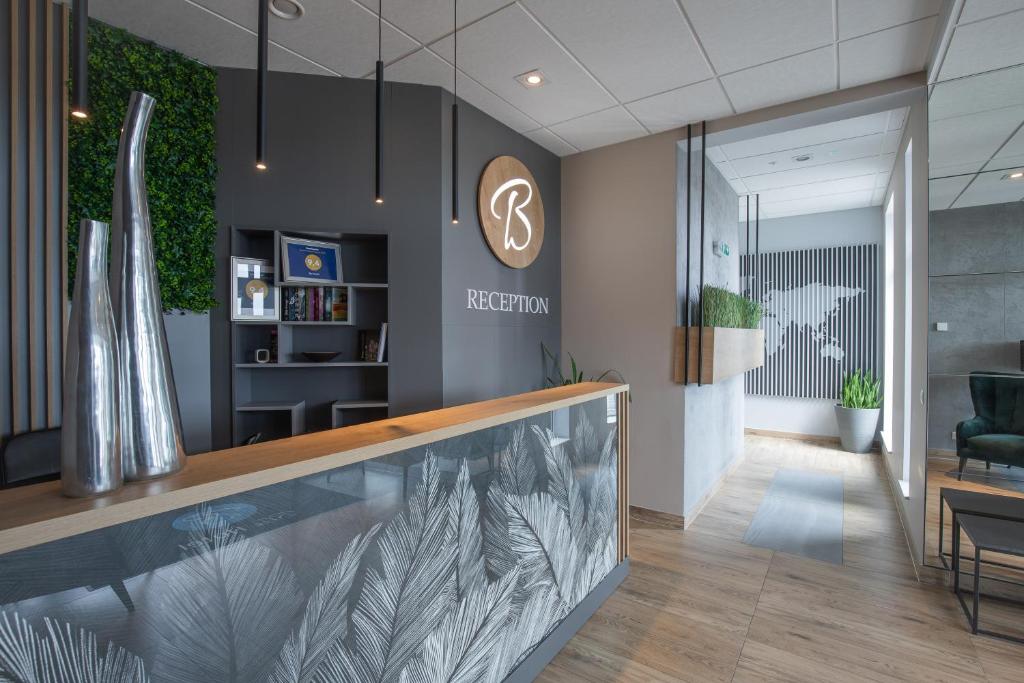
68 20 218 312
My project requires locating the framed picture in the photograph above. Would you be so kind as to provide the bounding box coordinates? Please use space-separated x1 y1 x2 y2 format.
231 257 280 321
281 235 343 284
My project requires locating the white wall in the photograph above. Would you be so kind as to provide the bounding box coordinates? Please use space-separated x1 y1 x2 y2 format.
740 207 884 437
562 130 685 516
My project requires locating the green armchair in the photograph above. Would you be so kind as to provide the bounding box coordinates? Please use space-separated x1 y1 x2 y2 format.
956 371 1024 480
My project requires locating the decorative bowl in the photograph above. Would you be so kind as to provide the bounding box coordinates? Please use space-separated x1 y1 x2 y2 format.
301 351 341 363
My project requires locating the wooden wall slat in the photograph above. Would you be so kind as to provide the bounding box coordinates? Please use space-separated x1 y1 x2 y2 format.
2 0 68 444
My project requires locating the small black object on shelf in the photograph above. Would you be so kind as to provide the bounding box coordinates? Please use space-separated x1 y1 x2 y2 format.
302 351 342 363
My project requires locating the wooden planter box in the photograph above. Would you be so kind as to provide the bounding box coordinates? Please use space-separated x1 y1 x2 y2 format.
672 326 765 385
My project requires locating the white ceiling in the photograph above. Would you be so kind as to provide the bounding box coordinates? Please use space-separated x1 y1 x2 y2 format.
708 108 907 219
928 0 1024 210
78 0 944 157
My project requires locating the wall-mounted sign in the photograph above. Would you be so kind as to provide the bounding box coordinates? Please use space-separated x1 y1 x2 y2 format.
477 155 545 269
466 288 550 315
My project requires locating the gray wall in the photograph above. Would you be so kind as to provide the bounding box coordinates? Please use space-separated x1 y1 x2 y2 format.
441 95 561 406
680 143 744 518
165 312 212 453
562 129 685 516
211 69 559 450
740 207 884 438
927 201 1024 452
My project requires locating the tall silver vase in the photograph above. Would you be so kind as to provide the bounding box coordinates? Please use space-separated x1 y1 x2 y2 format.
111 91 187 481
62 220 122 497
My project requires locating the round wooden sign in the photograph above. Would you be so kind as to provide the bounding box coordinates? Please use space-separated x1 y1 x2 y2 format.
477 155 545 269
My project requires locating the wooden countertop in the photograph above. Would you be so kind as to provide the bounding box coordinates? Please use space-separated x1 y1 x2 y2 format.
0 382 627 555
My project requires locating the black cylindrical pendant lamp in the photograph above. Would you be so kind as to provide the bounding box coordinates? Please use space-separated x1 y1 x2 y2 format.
451 0 459 224
70 0 89 119
255 0 269 171
374 1 384 204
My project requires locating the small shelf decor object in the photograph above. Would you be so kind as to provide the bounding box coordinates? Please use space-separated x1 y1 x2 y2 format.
835 370 881 453
231 257 280 322
359 323 388 362
301 351 341 363
280 235 343 284
673 286 765 385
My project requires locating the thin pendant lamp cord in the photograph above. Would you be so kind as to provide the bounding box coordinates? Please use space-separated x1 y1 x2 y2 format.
378 0 382 61
451 0 459 223
375 0 383 203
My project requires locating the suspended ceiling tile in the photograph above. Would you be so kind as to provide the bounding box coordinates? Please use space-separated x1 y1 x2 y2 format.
721 47 835 113
838 17 937 88
547 107 647 152
522 128 578 157
929 106 1024 170
754 174 878 203
959 0 1024 24
875 171 892 189
758 190 875 219
953 171 1024 208
85 0 332 74
352 0 513 45
679 0 833 74
985 153 1024 172
937 10 1024 81
742 155 895 192
385 48 540 133
929 64 1024 121
520 0 710 103
192 0 418 77
721 112 889 159
430 5 616 126
837 0 941 40
871 187 886 204
927 174 969 211
625 80 732 134
992 123 1024 159
886 107 908 131
728 133 891 178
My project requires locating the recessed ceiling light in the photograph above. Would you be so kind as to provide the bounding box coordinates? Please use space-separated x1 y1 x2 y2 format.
515 70 547 88
1006 171 1024 180
270 0 304 20
792 153 813 163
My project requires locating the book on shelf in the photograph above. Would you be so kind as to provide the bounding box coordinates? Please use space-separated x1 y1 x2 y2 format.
281 286 348 322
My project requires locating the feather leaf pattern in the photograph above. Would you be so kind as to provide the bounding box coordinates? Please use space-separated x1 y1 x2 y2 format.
267 526 380 683
0 611 148 683
350 453 456 682
153 505 302 683
449 461 486 600
532 425 586 544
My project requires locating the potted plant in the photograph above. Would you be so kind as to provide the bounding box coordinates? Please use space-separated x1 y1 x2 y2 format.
835 370 882 453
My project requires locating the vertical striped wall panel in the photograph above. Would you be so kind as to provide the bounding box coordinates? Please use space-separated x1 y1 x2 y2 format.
2 0 67 444
743 244 879 399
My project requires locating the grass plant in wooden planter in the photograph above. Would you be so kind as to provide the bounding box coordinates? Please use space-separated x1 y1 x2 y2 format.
673 285 765 385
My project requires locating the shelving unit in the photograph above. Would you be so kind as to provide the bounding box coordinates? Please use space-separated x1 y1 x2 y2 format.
230 227 389 446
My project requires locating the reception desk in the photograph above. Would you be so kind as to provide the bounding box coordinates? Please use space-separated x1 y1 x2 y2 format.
0 382 629 682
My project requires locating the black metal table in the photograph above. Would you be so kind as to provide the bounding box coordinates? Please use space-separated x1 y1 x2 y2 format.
954 513 1024 643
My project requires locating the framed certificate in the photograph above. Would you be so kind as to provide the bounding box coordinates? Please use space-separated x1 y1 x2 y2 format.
231 257 280 321
281 236 343 285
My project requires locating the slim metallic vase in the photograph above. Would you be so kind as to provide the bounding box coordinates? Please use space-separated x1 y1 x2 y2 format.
111 91 187 480
62 220 122 497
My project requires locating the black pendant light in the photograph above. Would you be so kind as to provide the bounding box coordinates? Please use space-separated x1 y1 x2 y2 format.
374 0 384 204
70 0 89 119
255 0 269 171
451 0 459 224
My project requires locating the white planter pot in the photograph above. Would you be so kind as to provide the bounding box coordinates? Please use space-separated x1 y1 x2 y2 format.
834 405 880 453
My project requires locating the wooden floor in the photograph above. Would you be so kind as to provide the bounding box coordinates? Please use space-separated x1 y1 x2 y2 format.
537 435 1024 682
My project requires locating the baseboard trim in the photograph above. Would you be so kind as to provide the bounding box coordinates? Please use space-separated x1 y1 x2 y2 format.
745 427 881 452
505 559 629 683
629 505 685 530
683 451 746 529
879 441 923 583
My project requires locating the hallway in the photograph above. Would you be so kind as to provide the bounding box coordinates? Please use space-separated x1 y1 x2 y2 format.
539 435 1024 682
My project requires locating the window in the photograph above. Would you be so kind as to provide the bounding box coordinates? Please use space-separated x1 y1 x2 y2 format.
900 141 913 495
882 195 895 451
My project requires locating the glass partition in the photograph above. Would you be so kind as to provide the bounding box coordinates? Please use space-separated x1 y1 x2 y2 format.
0 397 619 682
925 61 1024 570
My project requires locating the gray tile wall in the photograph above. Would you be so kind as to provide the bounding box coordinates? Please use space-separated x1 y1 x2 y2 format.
928 201 1024 451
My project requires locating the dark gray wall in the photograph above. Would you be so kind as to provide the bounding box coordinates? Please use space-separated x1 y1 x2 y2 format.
441 95 561 406
678 143 744 517
211 69 560 449
927 201 1024 452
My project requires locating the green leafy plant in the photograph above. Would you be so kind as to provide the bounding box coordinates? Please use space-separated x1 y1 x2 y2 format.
841 370 882 409
542 343 625 387
701 285 763 329
68 19 218 312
